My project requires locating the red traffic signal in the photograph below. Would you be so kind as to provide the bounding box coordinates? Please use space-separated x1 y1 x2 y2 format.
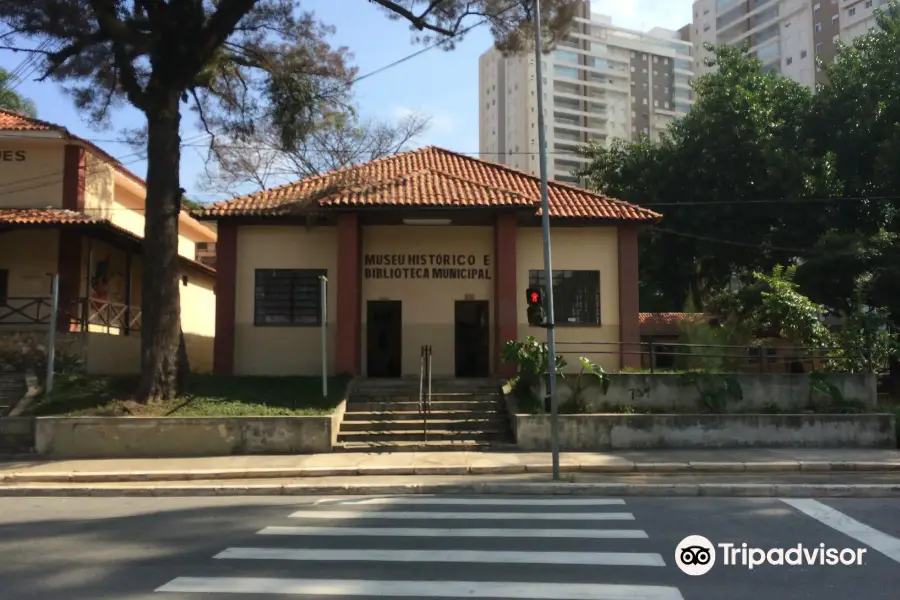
526 287 543 306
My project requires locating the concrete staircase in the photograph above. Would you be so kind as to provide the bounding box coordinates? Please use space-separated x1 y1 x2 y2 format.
337 377 515 452
0 373 25 418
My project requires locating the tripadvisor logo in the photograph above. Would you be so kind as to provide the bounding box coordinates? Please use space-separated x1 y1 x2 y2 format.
675 535 867 575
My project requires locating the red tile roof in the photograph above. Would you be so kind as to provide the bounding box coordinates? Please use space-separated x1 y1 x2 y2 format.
639 312 712 336
0 109 146 187
0 208 97 225
0 111 58 131
195 147 661 222
0 209 215 276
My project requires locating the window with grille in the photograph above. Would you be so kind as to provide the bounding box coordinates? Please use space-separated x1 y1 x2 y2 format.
254 269 325 326
528 270 600 325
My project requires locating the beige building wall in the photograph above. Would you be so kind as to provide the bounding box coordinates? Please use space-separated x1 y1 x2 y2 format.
361 225 494 376
85 180 208 260
515 226 621 372
83 153 116 215
0 141 64 208
227 223 625 377
181 271 216 373
86 182 145 241
233 225 338 376
176 220 202 258
0 230 58 325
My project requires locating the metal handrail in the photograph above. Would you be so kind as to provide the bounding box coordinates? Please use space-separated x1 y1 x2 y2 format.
419 346 425 415
419 345 432 442
426 345 432 442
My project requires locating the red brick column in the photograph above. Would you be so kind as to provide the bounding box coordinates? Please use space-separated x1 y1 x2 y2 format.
62 145 85 212
56 230 82 332
336 213 361 375
617 224 641 369
213 222 238 374
58 144 86 332
494 212 518 377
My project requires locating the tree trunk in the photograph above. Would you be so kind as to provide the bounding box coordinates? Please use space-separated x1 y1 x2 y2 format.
136 92 186 402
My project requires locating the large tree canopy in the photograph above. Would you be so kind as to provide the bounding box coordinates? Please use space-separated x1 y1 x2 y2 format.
0 67 37 116
578 43 822 311
0 0 578 400
577 1 900 317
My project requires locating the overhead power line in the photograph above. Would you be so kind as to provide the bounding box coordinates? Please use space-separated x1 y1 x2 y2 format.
0 38 53 96
653 227 815 254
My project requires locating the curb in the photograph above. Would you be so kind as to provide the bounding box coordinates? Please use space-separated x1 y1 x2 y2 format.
2 460 899 484
2 481 900 498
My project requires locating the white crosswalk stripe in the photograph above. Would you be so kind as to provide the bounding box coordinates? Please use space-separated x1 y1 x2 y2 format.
155 496 686 600
156 577 685 599
288 509 636 520
316 497 628 506
258 526 650 538
214 547 668 566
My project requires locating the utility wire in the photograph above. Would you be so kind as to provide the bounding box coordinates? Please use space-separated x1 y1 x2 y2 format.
0 38 52 96
653 227 816 255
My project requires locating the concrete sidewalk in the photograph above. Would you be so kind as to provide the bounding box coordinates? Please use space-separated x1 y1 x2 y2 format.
2 448 899 484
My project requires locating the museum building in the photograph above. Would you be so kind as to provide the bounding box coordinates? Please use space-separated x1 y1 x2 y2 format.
195 146 661 378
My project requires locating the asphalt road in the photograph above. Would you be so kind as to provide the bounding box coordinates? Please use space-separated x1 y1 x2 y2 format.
1 494 899 600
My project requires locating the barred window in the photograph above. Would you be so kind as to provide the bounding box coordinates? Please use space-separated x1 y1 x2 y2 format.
254 269 325 326
528 270 600 325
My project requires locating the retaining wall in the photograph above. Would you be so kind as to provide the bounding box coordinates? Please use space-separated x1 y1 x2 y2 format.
553 373 877 412
513 413 897 450
33 402 346 459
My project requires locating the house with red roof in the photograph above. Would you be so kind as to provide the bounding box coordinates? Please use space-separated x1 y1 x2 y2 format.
195 146 661 378
0 109 217 375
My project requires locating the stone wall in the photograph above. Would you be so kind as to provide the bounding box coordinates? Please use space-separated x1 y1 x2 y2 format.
513 413 897 450
0 331 86 374
549 373 877 413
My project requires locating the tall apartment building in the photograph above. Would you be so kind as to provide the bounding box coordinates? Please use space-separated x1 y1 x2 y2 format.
478 0 693 186
690 0 890 89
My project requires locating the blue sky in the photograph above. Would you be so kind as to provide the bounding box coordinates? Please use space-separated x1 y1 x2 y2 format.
0 0 692 204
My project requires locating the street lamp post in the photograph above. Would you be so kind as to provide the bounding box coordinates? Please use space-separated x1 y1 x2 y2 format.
532 0 561 480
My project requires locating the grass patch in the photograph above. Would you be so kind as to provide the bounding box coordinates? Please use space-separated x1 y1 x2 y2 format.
28 373 351 417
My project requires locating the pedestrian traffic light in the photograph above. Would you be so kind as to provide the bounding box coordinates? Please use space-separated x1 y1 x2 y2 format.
526 287 546 327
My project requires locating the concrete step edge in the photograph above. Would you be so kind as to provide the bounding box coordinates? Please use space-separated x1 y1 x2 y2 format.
337 427 509 434
347 401 503 408
3 482 900 498
5 461 900 484
342 416 506 423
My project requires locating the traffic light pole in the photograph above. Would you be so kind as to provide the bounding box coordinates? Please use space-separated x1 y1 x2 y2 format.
533 0 561 481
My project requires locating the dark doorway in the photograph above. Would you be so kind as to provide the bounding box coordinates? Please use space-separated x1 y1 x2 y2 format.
455 300 490 377
366 300 402 377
